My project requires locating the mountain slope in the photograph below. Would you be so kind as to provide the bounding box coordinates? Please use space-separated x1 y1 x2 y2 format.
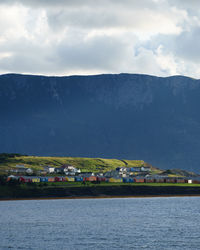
0 73 200 172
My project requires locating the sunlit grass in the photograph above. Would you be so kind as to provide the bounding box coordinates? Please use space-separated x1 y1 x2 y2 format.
0 155 148 173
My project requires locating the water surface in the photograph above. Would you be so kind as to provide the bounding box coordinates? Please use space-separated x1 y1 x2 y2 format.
0 197 200 249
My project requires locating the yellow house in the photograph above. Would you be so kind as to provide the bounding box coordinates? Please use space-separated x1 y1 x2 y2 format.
32 178 40 183
66 177 75 182
109 178 122 183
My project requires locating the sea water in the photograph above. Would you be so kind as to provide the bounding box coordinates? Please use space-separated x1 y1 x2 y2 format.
0 197 200 249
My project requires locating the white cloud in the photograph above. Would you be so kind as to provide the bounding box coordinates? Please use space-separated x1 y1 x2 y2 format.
0 5 29 40
0 0 199 78
45 6 184 35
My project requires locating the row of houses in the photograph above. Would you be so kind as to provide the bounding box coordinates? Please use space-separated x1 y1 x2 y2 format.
104 166 151 178
7 175 200 184
9 164 151 178
10 165 33 174
45 165 81 175
116 166 151 172
9 164 81 176
9 164 199 183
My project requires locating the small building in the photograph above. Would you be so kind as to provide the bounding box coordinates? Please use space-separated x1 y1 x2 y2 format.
54 176 63 182
66 176 75 182
37 170 47 175
62 165 81 175
7 175 18 181
123 177 134 183
55 165 81 175
54 167 64 174
40 177 48 182
80 172 95 177
32 177 40 183
26 168 33 174
129 167 142 172
96 176 106 182
85 176 97 182
43 166 55 173
116 167 127 172
75 176 83 182
19 176 32 183
109 178 123 183
141 166 151 172
11 166 33 175
43 166 55 174
48 177 55 182
135 177 145 183
95 172 104 177
104 170 121 178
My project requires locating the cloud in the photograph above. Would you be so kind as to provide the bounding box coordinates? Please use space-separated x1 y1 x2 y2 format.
0 0 199 78
0 0 187 35
46 6 184 36
169 0 200 11
173 27 200 63
0 0 159 8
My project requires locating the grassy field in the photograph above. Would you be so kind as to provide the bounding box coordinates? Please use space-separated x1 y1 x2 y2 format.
0 153 159 174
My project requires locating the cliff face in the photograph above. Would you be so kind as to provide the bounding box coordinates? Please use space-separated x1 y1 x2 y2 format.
0 73 200 172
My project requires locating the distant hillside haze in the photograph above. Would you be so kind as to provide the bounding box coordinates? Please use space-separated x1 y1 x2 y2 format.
0 73 200 172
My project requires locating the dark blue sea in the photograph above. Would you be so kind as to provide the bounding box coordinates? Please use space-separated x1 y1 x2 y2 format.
0 197 200 249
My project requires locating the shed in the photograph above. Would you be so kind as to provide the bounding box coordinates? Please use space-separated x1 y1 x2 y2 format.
109 178 122 183
32 178 40 183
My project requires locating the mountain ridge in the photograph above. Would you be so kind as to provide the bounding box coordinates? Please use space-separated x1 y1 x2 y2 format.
0 72 197 80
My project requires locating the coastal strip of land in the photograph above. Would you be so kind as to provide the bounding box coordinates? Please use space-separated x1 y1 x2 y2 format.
1 183 200 200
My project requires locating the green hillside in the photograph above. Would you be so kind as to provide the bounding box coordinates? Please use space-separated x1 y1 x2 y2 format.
0 153 157 174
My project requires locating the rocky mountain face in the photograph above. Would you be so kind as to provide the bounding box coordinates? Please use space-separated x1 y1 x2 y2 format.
0 73 200 172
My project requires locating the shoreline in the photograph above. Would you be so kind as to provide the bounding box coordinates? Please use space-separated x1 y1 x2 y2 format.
1 194 200 202
1 184 200 201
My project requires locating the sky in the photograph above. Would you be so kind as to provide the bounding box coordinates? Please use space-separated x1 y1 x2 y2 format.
0 0 200 78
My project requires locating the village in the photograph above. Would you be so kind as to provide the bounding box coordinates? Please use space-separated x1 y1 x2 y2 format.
6 164 200 184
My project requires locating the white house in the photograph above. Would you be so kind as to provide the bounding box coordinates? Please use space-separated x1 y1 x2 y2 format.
62 165 81 175
43 166 55 173
26 168 33 174
11 166 33 174
141 167 151 172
